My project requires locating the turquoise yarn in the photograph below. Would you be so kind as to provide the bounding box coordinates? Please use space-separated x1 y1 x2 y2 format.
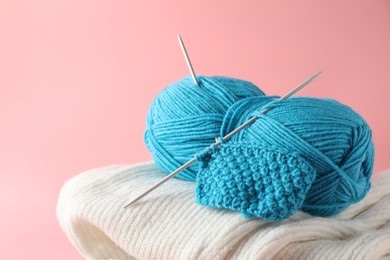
144 76 265 181
196 141 316 221
145 75 374 220
206 96 374 217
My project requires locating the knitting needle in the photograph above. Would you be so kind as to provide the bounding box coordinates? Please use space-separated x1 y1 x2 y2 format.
178 33 200 87
124 71 322 208
216 71 322 144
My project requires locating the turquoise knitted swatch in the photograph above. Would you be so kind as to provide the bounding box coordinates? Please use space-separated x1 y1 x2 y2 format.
196 141 316 221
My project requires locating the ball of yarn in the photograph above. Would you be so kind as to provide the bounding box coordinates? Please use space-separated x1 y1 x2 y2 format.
144 76 265 181
220 96 374 217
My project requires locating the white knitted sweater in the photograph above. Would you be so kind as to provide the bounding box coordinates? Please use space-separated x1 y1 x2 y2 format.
57 162 390 260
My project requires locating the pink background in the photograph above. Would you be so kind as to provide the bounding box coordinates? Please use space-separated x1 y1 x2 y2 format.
1 1 389 259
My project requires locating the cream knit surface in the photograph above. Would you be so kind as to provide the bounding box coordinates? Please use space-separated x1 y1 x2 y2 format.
57 162 390 260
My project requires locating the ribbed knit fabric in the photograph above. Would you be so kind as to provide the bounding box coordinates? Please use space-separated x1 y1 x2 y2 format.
57 162 390 260
196 141 316 221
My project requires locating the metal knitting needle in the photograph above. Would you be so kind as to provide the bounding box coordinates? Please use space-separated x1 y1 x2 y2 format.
124 71 322 208
178 33 200 87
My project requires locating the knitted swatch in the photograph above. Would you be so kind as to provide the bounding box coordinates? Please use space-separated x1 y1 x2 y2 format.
196 141 316 221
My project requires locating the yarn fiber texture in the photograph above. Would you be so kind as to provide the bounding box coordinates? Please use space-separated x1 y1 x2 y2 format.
200 96 373 218
144 76 265 181
196 141 316 221
145 76 374 220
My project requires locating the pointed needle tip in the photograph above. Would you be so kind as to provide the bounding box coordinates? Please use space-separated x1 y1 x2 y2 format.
310 71 323 81
177 33 183 44
176 34 200 87
123 201 133 209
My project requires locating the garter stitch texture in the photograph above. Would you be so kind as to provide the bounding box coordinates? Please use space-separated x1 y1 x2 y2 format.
196 142 316 221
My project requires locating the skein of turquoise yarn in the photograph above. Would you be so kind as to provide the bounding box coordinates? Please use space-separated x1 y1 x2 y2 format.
144 76 265 181
220 96 374 217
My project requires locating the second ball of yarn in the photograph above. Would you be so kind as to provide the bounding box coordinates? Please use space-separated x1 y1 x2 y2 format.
220 96 374 217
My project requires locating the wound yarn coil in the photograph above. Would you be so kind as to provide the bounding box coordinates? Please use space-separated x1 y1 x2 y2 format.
144 76 265 181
